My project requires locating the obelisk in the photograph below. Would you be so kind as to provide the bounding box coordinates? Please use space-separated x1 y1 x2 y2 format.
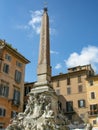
31 7 58 116
37 7 51 84
33 7 53 92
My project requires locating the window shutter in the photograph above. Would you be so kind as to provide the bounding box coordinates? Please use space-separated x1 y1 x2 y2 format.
78 100 80 107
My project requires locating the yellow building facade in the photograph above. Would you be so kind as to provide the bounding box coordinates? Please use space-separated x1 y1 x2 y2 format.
86 75 98 128
0 39 29 128
51 65 94 124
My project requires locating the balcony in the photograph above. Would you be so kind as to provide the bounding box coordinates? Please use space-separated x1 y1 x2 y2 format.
88 110 98 117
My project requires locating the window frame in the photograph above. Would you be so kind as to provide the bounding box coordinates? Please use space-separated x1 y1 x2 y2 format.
90 92 95 99
56 80 60 87
0 108 6 117
67 77 70 85
89 80 93 86
3 63 9 74
78 85 83 93
67 87 71 95
78 99 85 108
13 89 20 105
66 101 73 112
93 120 97 125
15 70 22 83
5 53 11 61
78 75 82 83
16 61 22 68
0 84 9 97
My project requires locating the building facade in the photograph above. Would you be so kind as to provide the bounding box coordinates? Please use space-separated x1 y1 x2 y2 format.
51 64 94 125
86 75 98 128
24 64 98 128
0 39 29 128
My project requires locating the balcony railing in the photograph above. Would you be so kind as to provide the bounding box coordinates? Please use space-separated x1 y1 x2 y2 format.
88 110 98 117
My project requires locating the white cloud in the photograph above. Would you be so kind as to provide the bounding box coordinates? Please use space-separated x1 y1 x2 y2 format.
65 45 98 71
16 10 57 36
55 63 62 69
50 50 59 54
28 10 57 35
28 10 43 34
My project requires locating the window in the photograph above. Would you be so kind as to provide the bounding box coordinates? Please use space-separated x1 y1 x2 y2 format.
15 70 22 83
78 100 85 108
89 104 98 115
78 85 83 92
0 84 9 97
0 108 6 117
56 80 59 87
16 61 22 68
13 89 20 105
91 92 95 99
5 54 11 61
88 71 94 76
24 87 31 96
89 80 93 86
67 77 70 85
78 75 81 83
67 87 71 95
11 111 18 118
72 67 77 71
3 63 9 73
90 104 97 111
93 120 97 125
66 101 73 112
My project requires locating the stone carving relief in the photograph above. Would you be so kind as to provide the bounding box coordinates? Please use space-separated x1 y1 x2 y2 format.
6 92 64 130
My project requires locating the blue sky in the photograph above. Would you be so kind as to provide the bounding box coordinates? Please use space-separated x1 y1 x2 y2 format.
0 0 98 82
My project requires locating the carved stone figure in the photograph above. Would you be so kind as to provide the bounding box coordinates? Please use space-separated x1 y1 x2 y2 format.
43 103 54 118
25 123 32 130
6 91 68 130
